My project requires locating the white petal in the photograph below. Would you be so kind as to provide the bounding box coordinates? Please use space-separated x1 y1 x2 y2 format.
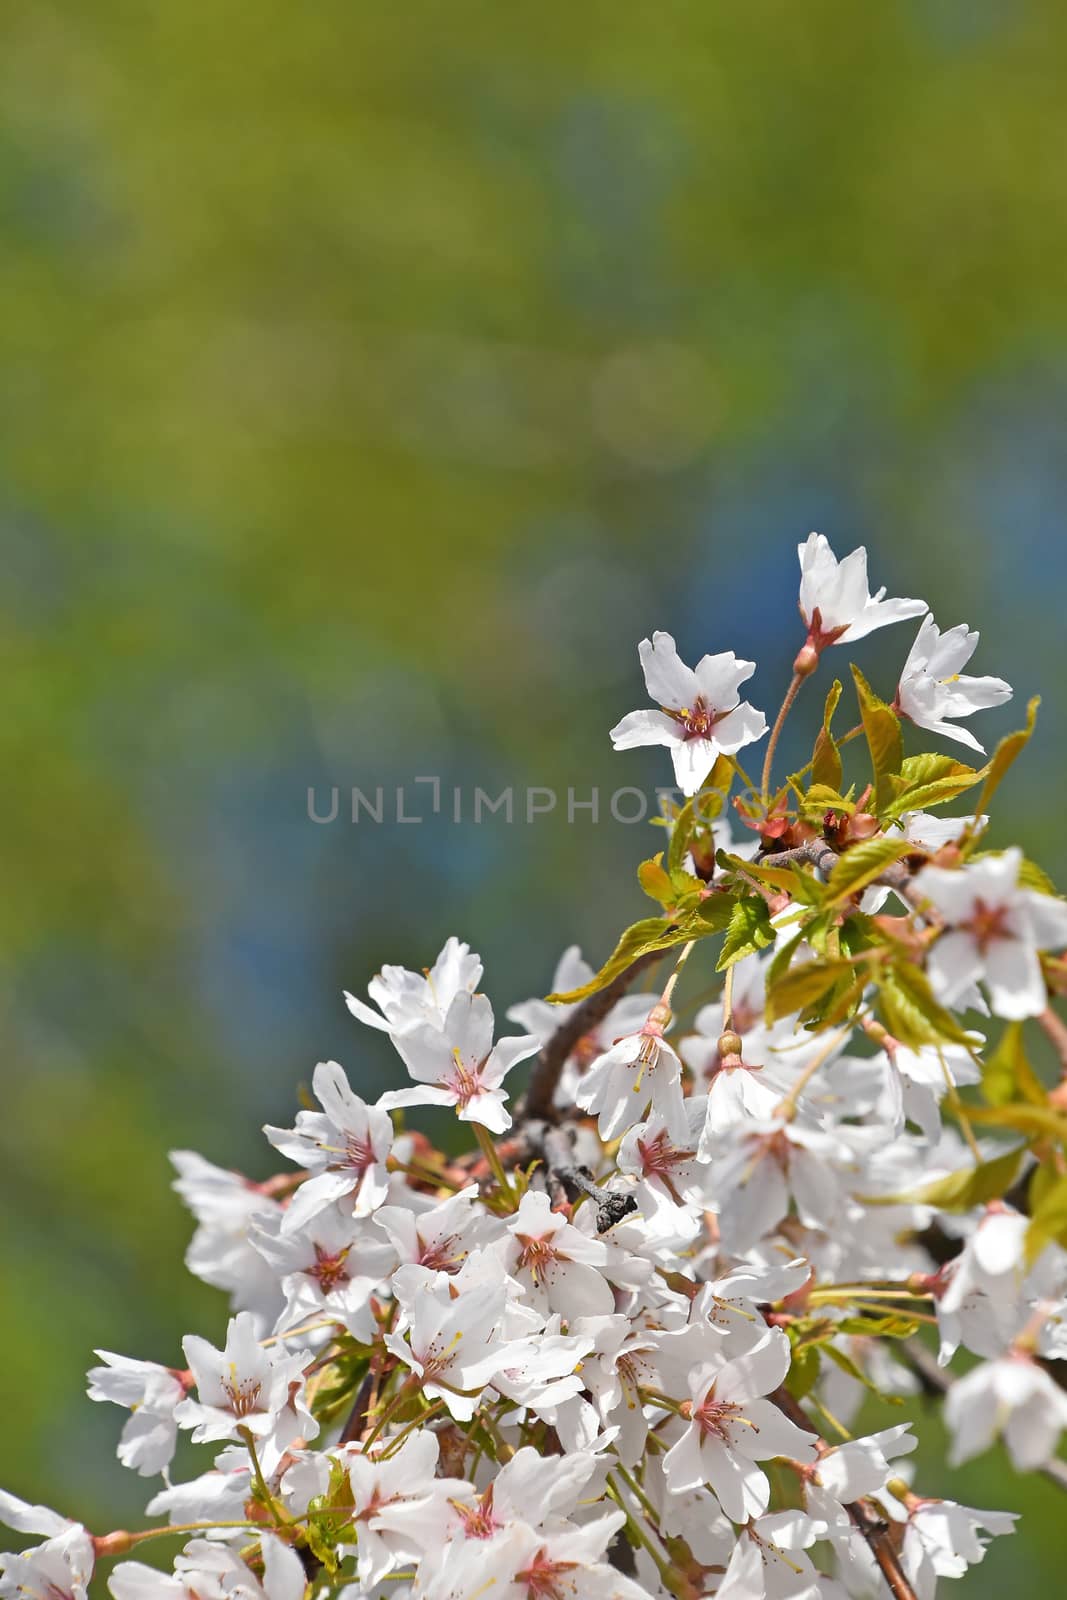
638 631 701 709
609 708 680 751
984 937 1047 1020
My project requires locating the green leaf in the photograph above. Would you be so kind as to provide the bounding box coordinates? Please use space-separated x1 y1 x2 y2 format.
884 752 984 818
822 1342 904 1403
863 1145 1024 1210
766 929 805 992
824 836 913 906
969 695 1040 825
851 663 903 814
834 1313 922 1339
838 912 879 959
689 752 736 826
877 962 978 1050
982 1022 1047 1108
547 917 688 1001
784 1342 821 1401
965 1102 1067 1139
637 854 676 908
811 679 844 791
1026 1170 1067 1262
765 957 856 1023
1017 857 1057 895
803 783 855 815
717 850 826 906
666 797 696 878
548 896 737 1003
717 895 776 970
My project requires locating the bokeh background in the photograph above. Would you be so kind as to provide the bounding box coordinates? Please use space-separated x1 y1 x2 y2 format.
3 3 1067 1592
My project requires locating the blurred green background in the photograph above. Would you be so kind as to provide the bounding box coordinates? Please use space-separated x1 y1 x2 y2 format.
3 2 1067 1592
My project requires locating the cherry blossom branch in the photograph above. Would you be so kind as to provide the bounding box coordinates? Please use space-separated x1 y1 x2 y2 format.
535 1120 638 1231
757 836 925 906
523 949 663 1120
337 1367 376 1445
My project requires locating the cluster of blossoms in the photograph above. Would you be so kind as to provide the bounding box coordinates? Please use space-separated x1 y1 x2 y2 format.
8 533 1067 1600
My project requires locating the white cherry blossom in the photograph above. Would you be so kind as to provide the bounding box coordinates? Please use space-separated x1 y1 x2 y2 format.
344 936 483 1035
383 991 538 1134
575 1012 688 1142
110 1535 306 1600
897 614 1012 752
374 1184 492 1274
341 1431 468 1587
945 1354 1067 1469
496 1190 615 1318
249 1205 395 1338
797 531 926 650
610 631 767 796
170 1151 284 1329
0 1526 94 1600
175 1311 316 1446
386 1264 519 1421
264 1061 394 1233
87 1352 186 1477
716 1509 821 1600
663 1328 817 1521
916 847 1067 1018
899 1499 1017 1600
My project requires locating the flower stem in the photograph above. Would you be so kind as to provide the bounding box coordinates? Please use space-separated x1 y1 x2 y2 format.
775 1025 852 1120
761 671 804 803
659 941 696 1011
721 963 736 1033
239 1428 288 1528
103 1520 260 1550
361 1376 417 1452
474 1120 516 1206
605 1476 674 1585
380 1398 447 1457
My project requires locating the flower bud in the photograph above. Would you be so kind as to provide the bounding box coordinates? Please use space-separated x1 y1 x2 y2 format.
793 641 820 678
94 1532 135 1558
717 1030 743 1061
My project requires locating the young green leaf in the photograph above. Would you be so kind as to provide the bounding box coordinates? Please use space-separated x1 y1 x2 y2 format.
824 836 913 906
982 1022 1048 1108
765 957 856 1023
547 896 737 1003
862 1145 1024 1211
637 854 676 909
784 1342 821 1401
665 797 693 878
877 962 978 1050
717 895 776 971
851 663 903 814
883 752 984 818
822 1343 903 1403
1026 1171 1067 1263
811 679 844 791
967 695 1040 830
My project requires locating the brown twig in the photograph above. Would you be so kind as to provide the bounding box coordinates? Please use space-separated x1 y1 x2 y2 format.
337 1367 376 1446
757 837 926 908
522 950 663 1120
